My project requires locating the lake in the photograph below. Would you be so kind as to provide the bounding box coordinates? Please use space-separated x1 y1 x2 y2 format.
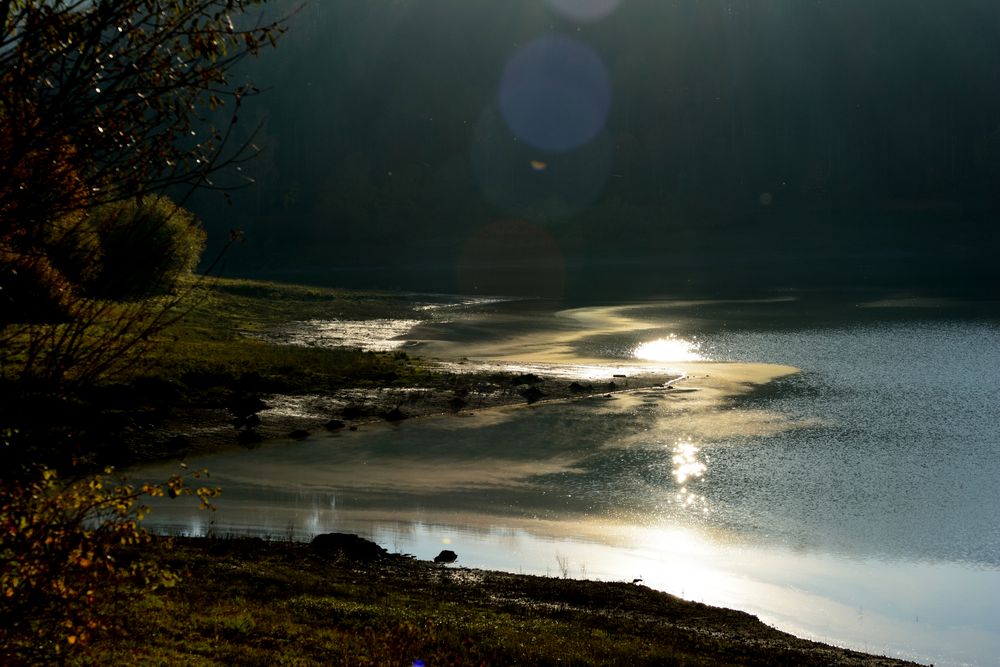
136 294 1000 667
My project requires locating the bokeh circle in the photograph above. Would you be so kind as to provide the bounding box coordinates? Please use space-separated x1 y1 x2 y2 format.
499 35 612 153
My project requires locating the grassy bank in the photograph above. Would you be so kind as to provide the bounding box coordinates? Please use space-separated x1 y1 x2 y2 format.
1 278 447 468
82 537 922 667
146 277 435 391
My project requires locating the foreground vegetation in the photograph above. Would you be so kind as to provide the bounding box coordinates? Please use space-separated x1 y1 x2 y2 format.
79 537 922 667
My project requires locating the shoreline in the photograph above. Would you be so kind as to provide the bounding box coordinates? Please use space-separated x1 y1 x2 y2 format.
110 361 932 666
134 284 803 466
137 355 800 467
136 365 687 462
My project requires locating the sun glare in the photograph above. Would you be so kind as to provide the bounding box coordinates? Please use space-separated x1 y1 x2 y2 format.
633 335 705 362
672 441 707 484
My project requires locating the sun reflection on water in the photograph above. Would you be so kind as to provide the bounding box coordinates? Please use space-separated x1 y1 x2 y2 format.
671 440 708 512
633 335 705 362
672 441 707 484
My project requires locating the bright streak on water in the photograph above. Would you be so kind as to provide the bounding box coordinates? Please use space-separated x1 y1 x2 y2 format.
671 440 707 484
633 335 705 362
248 318 421 352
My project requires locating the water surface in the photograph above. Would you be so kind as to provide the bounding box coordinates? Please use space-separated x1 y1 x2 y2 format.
137 296 1000 667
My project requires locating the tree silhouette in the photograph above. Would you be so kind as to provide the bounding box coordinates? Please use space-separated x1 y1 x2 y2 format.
0 0 285 232
0 1 287 388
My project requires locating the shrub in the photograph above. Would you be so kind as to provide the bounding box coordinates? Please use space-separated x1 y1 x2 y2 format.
43 211 106 290
86 196 207 300
0 196 208 388
0 463 219 663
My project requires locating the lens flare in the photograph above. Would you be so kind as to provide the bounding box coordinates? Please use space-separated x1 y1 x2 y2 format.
499 35 611 153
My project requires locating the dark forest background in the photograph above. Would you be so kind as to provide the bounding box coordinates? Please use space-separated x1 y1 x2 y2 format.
190 0 1000 301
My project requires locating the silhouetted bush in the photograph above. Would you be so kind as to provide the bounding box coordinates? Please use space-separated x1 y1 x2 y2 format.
42 211 105 290
86 196 206 300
